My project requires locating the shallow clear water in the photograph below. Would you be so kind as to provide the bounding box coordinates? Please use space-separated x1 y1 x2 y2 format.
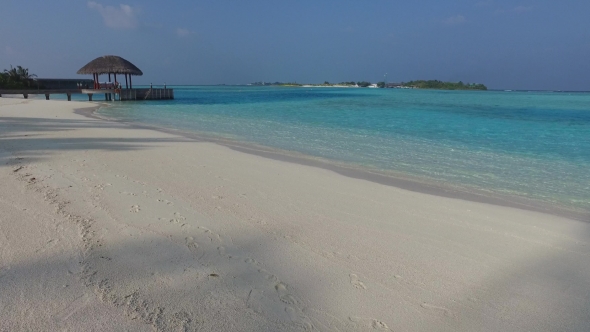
97 86 590 211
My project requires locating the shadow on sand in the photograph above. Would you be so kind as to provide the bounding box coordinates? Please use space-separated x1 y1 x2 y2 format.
2 111 590 331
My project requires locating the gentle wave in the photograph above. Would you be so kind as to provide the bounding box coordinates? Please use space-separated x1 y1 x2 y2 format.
97 86 590 212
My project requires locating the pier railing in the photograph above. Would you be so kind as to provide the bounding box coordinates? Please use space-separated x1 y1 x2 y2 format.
0 87 174 101
119 88 174 101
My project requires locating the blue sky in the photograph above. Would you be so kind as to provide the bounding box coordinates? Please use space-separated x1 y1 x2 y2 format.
1 0 589 90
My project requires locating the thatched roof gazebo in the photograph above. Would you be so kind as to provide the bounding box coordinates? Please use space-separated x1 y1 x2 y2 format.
77 55 142 90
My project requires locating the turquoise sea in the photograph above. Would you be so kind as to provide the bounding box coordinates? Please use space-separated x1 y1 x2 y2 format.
96 86 590 214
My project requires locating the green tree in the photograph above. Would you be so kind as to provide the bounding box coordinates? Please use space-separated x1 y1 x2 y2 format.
4 66 20 82
1 65 37 89
402 80 486 90
0 72 8 88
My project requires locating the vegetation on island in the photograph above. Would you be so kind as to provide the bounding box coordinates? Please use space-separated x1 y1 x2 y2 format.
251 81 300 86
251 79 486 90
401 80 487 90
0 65 37 89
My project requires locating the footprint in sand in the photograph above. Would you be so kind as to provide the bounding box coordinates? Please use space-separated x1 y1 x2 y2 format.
95 183 112 190
349 274 367 289
286 307 315 331
244 258 258 265
165 218 180 225
208 232 222 244
130 205 140 213
157 199 173 205
185 237 199 253
217 246 227 257
349 316 390 330
160 212 186 224
275 282 297 305
176 213 190 227
371 320 389 330
257 269 278 283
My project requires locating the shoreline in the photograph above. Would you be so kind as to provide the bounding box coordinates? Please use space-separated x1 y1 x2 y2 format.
3 99 590 331
81 105 589 223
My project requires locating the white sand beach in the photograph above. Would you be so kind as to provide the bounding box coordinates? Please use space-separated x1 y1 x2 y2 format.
1 98 590 331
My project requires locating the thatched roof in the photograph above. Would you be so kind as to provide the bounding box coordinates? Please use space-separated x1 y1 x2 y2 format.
77 55 143 76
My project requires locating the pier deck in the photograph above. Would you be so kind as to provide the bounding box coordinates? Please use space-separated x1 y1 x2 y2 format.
0 88 173 101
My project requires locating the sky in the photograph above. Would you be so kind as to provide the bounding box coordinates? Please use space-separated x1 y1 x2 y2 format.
1 0 590 90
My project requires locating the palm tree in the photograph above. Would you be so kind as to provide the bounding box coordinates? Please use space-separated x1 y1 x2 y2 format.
4 66 20 82
3 65 37 87
16 66 36 81
0 72 8 88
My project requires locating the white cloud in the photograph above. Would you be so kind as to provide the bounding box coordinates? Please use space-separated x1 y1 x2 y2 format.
87 1 138 29
443 15 466 26
176 28 193 37
176 28 197 38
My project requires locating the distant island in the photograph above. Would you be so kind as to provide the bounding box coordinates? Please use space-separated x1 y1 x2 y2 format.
401 80 487 91
249 81 380 88
249 80 487 90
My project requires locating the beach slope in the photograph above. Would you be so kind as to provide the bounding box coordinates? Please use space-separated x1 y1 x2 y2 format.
1 99 589 331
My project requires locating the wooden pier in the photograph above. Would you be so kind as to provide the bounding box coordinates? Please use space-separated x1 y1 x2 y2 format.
118 88 174 101
0 88 174 101
0 89 79 101
2 56 174 102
